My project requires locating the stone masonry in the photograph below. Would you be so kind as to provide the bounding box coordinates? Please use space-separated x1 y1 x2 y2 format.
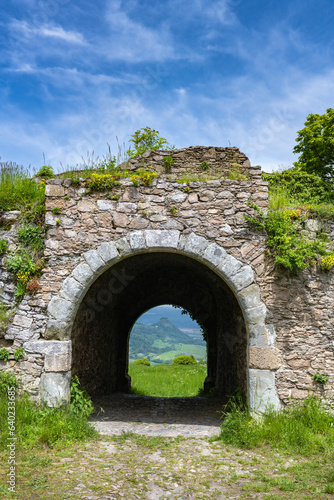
0 146 333 413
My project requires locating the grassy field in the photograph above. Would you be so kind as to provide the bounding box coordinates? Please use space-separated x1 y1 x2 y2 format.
129 362 207 397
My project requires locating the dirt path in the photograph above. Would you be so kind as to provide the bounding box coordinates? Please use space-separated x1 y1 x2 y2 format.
91 394 223 437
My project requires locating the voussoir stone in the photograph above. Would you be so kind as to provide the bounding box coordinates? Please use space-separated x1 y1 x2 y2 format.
47 296 75 323
203 243 228 267
70 262 94 287
178 232 209 256
84 249 106 273
97 241 119 264
129 231 146 250
145 230 180 249
59 276 83 302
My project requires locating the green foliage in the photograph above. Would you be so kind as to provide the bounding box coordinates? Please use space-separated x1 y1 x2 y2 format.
0 160 44 211
220 396 334 457
127 127 175 158
0 371 17 394
36 165 54 178
312 371 329 384
133 357 150 366
129 363 206 397
87 173 122 191
228 164 248 181
51 206 60 215
0 300 12 333
172 355 197 365
164 155 175 171
201 161 209 171
293 108 334 181
14 347 25 361
18 224 44 251
0 347 9 361
262 169 334 205
0 239 8 255
70 375 94 418
170 205 178 215
7 248 36 278
0 383 97 450
246 205 328 272
130 169 157 187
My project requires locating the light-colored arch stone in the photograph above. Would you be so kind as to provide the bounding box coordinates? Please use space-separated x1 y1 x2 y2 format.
44 229 281 413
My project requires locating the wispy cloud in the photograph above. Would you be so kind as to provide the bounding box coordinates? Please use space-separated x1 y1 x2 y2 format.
9 19 85 44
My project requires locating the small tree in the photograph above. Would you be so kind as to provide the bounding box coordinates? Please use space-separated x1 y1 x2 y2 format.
293 108 334 181
127 127 175 158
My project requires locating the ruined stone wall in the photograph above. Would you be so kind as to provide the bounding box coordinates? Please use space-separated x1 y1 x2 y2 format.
0 146 333 409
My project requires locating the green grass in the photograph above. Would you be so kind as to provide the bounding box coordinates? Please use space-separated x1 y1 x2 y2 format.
219 395 334 457
129 362 207 397
0 161 44 211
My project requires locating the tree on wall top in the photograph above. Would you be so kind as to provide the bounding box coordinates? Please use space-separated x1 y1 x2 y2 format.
293 108 334 181
126 127 175 158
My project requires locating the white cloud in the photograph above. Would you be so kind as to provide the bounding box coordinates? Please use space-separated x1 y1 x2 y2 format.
9 20 85 45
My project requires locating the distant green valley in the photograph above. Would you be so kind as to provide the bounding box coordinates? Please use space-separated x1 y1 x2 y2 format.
129 317 206 364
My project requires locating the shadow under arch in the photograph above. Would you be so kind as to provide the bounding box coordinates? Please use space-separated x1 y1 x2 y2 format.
71 251 247 401
45 230 280 413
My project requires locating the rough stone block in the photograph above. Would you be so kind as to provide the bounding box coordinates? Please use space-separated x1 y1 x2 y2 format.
45 353 71 372
115 237 132 256
12 314 33 328
129 231 146 250
84 249 106 273
249 369 281 415
44 320 70 340
97 200 115 211
45 185 65 197
145 230 180 249
249 347 282 370
97 241 119 264
77 200 96 212
178 232 209 256
24 340 72 356
203 243 227 267
70 262 94 287
232 265 255 291
59 276 83 302
40 372 71 407
47 296 75 322
170 192 187 203
217 254 243 278
238 284 262 310
247 324 269 347
243 303 267 326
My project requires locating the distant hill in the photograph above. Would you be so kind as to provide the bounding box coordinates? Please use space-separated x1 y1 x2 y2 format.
129 317 206 364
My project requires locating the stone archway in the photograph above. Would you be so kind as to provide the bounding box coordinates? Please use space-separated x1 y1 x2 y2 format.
43 230 281 414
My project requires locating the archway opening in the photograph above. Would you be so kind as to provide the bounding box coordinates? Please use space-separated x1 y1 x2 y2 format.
71 251 247 403
128 304 207 397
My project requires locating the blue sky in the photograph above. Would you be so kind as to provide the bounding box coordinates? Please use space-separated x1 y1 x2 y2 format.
1 0 334 172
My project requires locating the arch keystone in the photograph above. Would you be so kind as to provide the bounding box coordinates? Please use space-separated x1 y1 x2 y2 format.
145 229 180 249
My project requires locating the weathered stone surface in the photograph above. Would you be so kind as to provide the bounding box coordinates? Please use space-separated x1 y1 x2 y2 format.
97 241 119 264
47 297 74 322
178 232 209 256
97 200 114 211
40 372 71 406
44 320 69 340
70 263 94 287
145 230 180 249
84 249 106 273
59 276 83 302
170 192 187 203
249 369 281 414
77 200 96 212
129 231 146 250
238 284 262 310
45 353 71 372
45 185 65 197
249 347 282 370
203 243 227 267
232 265 255 291
217 254 243 278
12 314 33 328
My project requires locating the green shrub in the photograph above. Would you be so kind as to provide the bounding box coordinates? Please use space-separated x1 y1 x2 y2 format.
172 355 197 365
0 371 17 395
18 224 44 251
14 347 25 361
220 396 334 456
127 127 175 158
36 165 54 178
87 173 121 191
320 254 334 271
0 300 11 333
164 156 175 170
262 170 334 205
133 358 150 366
0 347 9 361
0 239 8 255
70 375 94 418
201 161 209 171
51 206 60 215
312 372 329 384
246 204 328 272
